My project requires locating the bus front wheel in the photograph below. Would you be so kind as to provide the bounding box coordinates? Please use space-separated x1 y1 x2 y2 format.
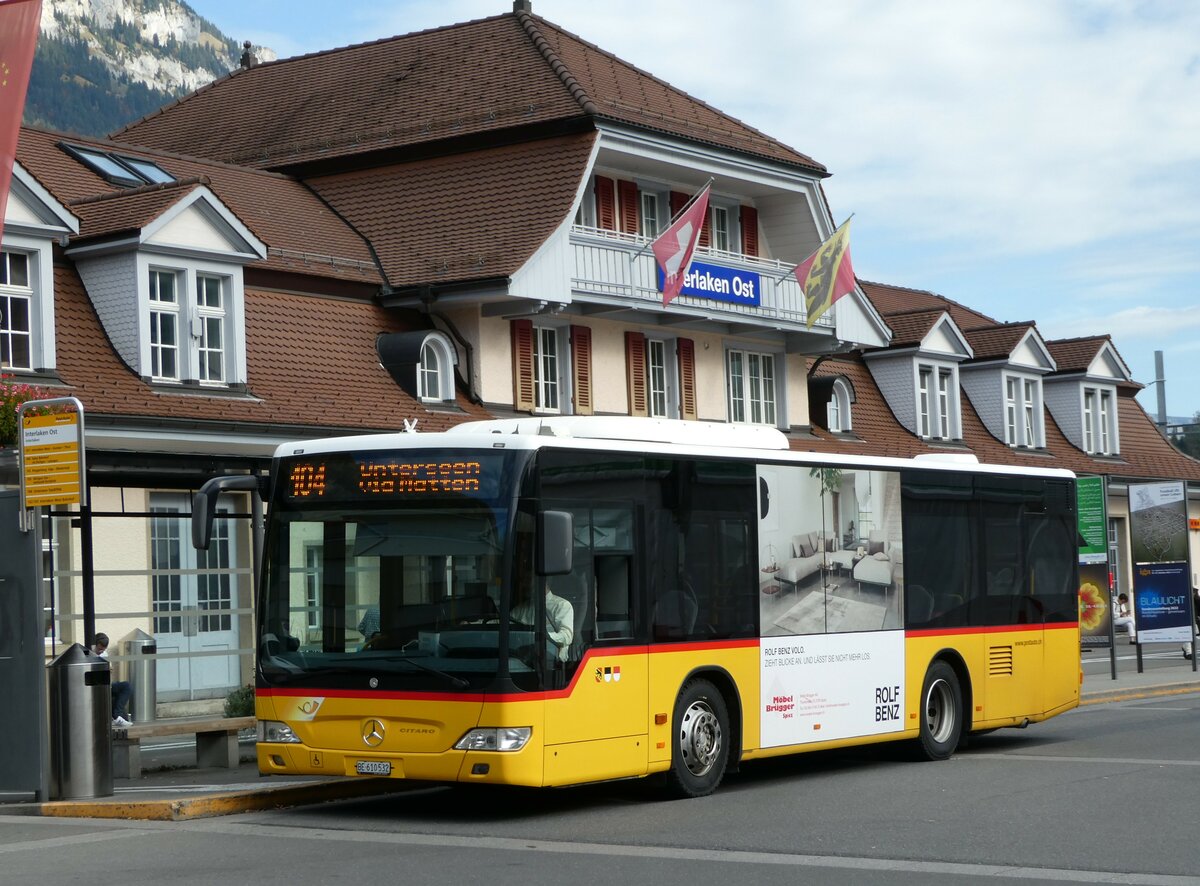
665 678 729 798
915 661 962 761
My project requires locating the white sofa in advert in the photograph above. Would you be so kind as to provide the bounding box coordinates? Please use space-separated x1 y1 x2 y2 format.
777 530 838 588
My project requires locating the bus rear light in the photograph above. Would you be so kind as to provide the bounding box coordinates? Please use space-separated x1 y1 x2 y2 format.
259 720 301 743
455 727 532 751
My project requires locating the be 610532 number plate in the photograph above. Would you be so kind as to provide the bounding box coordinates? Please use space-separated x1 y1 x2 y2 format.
355 760 391 776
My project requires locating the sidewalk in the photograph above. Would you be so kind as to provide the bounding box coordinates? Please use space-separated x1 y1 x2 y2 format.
5 645 1197 822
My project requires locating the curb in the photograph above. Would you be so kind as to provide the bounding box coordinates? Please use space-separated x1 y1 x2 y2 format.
31 776 410 822
1080 682 1200 706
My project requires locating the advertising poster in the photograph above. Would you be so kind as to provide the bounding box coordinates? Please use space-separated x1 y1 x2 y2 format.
1133 562 1194 644
1128 480 1188 565
1076 476 1108 565
760 632 905 748
1077 562 1113 649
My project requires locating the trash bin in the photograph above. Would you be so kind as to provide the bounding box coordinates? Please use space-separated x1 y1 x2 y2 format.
47 643 113 800
118 629 157 723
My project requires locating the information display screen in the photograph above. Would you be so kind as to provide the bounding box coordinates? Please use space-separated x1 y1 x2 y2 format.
279 450 514 504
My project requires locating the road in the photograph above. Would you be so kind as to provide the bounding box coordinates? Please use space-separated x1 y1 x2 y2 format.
4 688 1199 886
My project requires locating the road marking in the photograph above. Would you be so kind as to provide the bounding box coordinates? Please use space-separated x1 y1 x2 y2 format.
185 820 1200 884
0 828 147 854
962 753 1200 767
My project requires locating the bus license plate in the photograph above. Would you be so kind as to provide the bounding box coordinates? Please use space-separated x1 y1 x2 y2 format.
355 760 391 776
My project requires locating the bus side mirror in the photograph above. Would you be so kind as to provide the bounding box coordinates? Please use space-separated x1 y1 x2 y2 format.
193 475 260 550
538 510 573 576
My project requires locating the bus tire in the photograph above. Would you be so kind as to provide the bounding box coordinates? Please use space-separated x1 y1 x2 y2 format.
665 678 729 798
915 660 962 761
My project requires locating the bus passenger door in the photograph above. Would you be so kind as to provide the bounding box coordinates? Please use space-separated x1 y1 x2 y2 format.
542 506 649 785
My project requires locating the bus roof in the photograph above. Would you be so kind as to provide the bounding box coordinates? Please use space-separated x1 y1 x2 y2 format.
276 417 1075 479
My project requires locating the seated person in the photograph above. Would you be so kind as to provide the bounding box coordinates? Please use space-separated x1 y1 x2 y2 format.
512 581 574 662
91 632 134 725
1113 593 1136 644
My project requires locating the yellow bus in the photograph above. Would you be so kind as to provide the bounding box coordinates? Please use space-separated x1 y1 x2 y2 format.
198 416 1080 797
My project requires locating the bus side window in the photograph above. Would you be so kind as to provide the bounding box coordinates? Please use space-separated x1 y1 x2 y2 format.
595 555 632 639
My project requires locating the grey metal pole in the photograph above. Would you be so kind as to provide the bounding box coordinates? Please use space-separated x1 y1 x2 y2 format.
1154 350 1167 426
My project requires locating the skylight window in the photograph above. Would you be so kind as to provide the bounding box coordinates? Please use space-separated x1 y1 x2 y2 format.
61 143 175 188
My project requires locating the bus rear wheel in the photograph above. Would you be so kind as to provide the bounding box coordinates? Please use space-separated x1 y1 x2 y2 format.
665 678 729 798
915 661 962 761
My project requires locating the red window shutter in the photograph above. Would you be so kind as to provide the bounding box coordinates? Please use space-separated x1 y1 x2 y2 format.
625 331 648 417
595 176 616 231
678 337 697 420
699 207 712 248
511 319 535 412
618 180 640 234
669 191 688 219
741 205 759 257
571 325 593 416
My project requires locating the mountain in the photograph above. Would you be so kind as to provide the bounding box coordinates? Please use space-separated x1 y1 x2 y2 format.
25 0 274 139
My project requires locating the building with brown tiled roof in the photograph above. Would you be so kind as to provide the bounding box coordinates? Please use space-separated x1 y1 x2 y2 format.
5 1 1200 702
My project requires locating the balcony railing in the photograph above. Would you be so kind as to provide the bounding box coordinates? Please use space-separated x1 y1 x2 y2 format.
569 225 834 331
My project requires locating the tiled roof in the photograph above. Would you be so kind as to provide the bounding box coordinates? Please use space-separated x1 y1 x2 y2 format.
16 126 381 285
307 132 596 288
860 280 995 331
876 309 945 349
50 265 487 434
962 323 1035 362
804 354 1200 480
1045 336 1106 373
115 11 822 174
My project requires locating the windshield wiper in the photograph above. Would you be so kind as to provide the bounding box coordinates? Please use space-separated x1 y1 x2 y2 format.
381 656 470 689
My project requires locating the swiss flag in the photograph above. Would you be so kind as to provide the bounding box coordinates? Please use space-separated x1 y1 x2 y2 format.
0 0 41 227
652 183 711 307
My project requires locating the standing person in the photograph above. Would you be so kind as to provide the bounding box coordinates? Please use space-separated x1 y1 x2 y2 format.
91 633 134 726
1183 586 1200 661
1113 593 1136 645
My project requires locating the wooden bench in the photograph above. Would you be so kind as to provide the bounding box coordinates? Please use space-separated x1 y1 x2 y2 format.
112 716 256 779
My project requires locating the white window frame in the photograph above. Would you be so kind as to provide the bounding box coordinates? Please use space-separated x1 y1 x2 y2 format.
1080 385 1118 455
149 267 181 381
418 333 457 403
639 191 661 240
140 255 246 388
827 378 852 432
645 337 680 419
533 325 571 414
0 237 55 374
916 361 958 440
726 346 778 426
196 273 226 384
1003 372 1044 448
707 199 740 255
0 250 33 371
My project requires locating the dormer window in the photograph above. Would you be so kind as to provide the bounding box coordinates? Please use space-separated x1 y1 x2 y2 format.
0 250 32 369
917 362 958 440
826 377 853 433
1082 385 1117 455
147 266 234 385
418 335 456 402
1004 374 1044 448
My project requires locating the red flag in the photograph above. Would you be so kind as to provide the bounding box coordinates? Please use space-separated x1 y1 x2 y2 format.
652 184 711 307
0 0 41 228
794 218 855 328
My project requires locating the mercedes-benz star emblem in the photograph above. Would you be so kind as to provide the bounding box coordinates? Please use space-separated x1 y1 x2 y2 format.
362 719 385 748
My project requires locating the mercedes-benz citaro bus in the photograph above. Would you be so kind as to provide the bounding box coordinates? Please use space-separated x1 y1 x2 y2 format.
193 416 1081 798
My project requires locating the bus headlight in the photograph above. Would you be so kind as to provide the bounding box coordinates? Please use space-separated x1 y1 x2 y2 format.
454 727 532 751
258 720 302 743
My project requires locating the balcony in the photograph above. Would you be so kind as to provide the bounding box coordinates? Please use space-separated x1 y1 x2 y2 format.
569 225 835 335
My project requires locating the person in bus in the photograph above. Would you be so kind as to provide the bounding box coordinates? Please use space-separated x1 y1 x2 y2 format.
511 576 575 663
1113 593 1136 645
91 633 134 726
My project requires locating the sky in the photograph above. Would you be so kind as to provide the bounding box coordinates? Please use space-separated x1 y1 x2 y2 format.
188 0 1200 421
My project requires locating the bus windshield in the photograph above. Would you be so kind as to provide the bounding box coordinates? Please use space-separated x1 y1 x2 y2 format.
258 448 538 691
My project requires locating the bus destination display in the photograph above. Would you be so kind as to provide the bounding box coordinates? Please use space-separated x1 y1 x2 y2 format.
283 452 507 502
